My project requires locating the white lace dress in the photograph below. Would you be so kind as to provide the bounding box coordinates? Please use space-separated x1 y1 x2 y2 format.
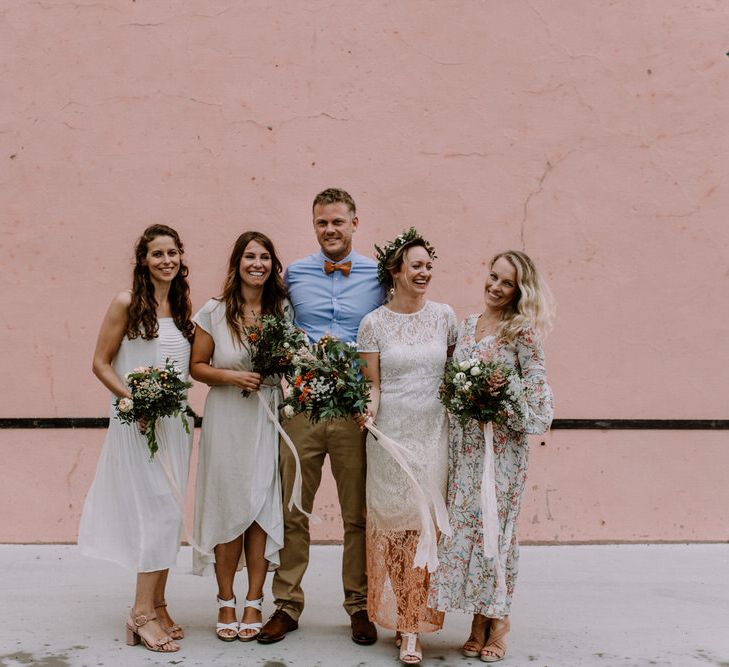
357 300 456 633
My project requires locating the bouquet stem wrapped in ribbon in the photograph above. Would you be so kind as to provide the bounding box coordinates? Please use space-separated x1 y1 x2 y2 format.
115 359 210 554
114 358 194 460
439 355 526 600
439 356 525 428
278 335 371 523
283 335 449 571
364 418 451 572
238 314 317 521
241 315 308 396
282 335 371 422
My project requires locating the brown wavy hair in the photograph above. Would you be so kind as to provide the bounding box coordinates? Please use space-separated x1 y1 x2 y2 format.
219 231 288 345
382 238 435 292
127 224 194 343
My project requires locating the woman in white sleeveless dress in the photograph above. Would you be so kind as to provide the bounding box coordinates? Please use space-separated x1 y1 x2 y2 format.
78 225 195 654
190 231 287 643
356 230 456 665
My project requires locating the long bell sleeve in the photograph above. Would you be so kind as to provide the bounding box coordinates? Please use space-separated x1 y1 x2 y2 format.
507 327 554 435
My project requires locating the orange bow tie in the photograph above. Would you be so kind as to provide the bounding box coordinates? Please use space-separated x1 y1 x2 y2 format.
324 260 352 277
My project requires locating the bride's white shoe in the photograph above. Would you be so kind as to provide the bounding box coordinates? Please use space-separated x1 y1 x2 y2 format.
399 632 422 665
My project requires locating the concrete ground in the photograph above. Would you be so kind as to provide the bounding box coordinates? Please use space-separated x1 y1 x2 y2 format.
0 544 727 667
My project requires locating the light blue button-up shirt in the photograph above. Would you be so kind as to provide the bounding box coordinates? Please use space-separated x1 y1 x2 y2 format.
284 250 385 343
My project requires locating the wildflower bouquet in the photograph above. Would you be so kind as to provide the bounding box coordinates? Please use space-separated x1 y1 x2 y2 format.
115 358 193 459
242 315 308 396
439 356 524 427
282 335 370 422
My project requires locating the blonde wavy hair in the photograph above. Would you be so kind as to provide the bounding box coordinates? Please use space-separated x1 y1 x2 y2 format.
489 250 555 342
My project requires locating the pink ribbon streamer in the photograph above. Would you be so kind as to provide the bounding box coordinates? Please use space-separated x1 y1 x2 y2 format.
365 418 451 572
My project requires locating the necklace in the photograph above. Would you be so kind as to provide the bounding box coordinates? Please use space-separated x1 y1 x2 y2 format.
243 306 261 321
476 312 500 338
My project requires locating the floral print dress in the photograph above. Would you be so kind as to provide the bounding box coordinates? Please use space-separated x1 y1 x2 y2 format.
429 315 553 618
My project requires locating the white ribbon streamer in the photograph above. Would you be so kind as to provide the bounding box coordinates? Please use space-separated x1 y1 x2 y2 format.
480 421 507 604
257 392 321 524
365 418 450 572
155 417 212 556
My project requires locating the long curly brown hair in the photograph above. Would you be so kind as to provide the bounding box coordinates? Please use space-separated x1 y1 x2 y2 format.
219 231 288 345
127 224 194 343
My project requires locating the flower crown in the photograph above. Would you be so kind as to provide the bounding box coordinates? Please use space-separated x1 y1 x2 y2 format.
374 227 437 285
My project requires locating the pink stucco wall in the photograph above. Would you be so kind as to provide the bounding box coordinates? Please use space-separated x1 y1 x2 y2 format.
3 428 728 544
2 1 728 543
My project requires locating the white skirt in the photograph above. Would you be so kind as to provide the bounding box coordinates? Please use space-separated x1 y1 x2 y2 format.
78 413 192 572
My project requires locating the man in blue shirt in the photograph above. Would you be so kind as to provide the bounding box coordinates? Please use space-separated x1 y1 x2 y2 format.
258 188 383 646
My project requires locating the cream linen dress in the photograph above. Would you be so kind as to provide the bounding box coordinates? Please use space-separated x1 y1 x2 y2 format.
192 299 284 575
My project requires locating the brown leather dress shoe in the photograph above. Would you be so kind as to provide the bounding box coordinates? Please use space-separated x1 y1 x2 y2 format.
256 609 299 644
350 609 377 645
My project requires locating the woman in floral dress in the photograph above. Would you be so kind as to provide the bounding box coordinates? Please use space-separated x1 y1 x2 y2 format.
429 250 554 663
356 229 456 665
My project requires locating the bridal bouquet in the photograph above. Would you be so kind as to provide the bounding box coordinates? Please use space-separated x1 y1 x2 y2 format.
282 335 370 422
439 356 524 427
115 358 193 459
242 315 308 396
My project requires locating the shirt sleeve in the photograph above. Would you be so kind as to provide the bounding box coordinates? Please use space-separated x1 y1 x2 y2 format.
446 305 458 347
357 312 379 353
192 299 216 336
455 317 467 348
283 299 294 323
507 327 554 435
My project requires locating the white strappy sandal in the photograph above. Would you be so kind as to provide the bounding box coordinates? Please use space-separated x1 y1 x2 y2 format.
215 596 239 642
238 596 264 642
399 632 423 664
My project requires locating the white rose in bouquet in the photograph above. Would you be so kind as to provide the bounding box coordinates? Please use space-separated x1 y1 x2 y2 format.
282 404 295 419
118 397 134 413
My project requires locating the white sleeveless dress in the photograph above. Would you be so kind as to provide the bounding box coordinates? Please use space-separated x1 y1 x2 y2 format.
78 318 193 572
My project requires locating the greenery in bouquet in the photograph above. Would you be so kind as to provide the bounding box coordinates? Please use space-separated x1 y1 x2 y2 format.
439 356 525 427
241 315 309 396
114 358 193 459
282 335 371 423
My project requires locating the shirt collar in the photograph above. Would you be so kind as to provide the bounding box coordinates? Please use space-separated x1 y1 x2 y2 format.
318 250 355 265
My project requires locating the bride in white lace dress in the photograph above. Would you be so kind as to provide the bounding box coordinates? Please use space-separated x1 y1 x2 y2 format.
357 230 455 665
